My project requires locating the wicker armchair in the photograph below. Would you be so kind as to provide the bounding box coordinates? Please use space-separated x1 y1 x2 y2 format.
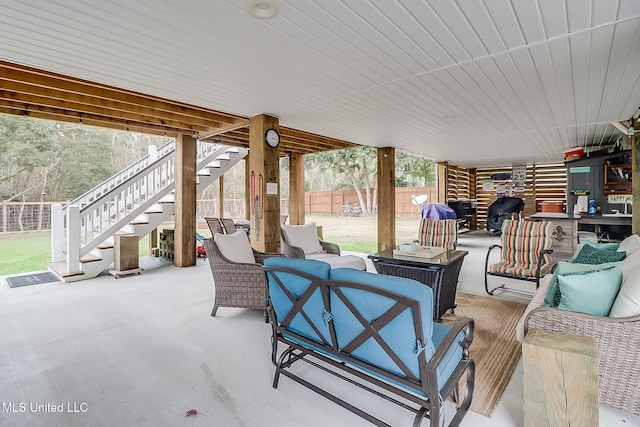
524 307 640 415
203 237 283 318
205 217 237 235
280 227 340 259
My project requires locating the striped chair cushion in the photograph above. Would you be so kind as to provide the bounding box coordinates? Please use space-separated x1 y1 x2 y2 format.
418 219 458 250
488 219 553 278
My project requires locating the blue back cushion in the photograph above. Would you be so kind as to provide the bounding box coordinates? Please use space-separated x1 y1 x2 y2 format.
264 258 331 344
329 269 435 379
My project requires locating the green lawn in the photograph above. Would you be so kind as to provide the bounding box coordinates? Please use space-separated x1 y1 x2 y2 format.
0 232 150 276
0 216 418 275
0 231 52 275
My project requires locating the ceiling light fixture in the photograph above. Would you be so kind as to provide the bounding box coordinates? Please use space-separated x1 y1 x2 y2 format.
247 0 279 19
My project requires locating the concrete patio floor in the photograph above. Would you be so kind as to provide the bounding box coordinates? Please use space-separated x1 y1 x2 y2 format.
1 232 639 427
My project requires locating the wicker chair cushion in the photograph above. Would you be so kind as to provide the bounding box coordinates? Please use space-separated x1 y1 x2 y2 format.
619 233 640 256
417 219 458 250
610 268 640 317
214 230 255 264
306 253 366 270
282 223 323 254
557 265 623 316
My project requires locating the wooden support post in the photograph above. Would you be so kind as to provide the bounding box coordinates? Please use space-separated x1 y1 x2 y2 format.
248 114 280 253
437 162 448 204
149 228 157 255
174 133 197 267
218 175 224 218
523 329 599 427
469 168 477 230
245 159 251 220
377 147 395 252
289 152 305 225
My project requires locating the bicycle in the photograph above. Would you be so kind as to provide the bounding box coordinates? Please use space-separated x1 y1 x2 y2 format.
341 202 362 216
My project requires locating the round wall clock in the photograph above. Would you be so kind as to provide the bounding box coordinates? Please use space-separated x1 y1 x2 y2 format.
265 128 280 148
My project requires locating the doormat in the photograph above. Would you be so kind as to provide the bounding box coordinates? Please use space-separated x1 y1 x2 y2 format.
6 272 60 288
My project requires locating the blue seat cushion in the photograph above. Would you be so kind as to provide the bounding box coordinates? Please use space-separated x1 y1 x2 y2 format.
329 268 435 380
431 323 465 388
264 258 332 344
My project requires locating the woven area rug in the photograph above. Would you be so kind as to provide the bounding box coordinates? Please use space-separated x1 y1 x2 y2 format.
441 292 526 418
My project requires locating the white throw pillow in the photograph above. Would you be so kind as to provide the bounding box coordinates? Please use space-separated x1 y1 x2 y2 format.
618 233 640 256
622 247 640 280
609 266 640 318
282 222 323 254
214 230 255 264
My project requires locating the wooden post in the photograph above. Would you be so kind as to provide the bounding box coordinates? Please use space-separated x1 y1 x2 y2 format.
523 329 599 427
248 114 280 253
174 133 197 267
469 168 477 230
437 162 448 203
377 147 395 252
218 175 224 218
633 118 639 234
245 159 251 220
149 228 157 255
289 152 305 225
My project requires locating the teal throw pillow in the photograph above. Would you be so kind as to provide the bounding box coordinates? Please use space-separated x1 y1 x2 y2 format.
570 243 626 265
557 265 623 316
543 261 623 307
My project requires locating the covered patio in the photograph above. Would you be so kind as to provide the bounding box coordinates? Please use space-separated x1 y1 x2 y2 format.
2 232 639 426
2 1 640 426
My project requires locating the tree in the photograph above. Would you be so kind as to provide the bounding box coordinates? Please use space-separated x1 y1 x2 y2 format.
396 153 435 187
0 114 171 203
310 147 378 214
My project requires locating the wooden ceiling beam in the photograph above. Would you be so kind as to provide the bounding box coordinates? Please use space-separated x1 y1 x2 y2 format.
0 90 210 133
0 103 186 136
1 79 225 130
0 60 243 125
0 61 361 154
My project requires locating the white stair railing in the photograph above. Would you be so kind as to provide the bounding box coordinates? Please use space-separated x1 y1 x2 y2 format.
52 140 241 273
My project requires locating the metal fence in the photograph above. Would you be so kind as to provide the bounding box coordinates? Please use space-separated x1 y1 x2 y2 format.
0 202 58 233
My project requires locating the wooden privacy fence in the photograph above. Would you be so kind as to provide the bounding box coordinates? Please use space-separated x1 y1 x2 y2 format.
305 187 437 217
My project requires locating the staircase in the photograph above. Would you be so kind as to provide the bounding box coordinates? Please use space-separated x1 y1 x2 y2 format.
48 140 247 282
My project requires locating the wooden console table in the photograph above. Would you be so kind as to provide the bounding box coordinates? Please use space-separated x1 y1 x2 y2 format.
368 249 467 321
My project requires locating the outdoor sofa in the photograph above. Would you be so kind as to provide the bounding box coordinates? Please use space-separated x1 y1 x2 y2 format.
263 257 475 426
517 234 640 415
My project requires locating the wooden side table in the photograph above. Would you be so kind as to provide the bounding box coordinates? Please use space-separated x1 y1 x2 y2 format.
109 233 141 278
523 328 599 427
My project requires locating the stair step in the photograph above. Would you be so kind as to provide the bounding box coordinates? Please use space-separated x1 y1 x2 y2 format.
130 220 149 225
97 242 114 250
47 261 85 278
80 254 102 263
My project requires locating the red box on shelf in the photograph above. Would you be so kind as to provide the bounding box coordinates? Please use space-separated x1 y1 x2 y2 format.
564 147 585 161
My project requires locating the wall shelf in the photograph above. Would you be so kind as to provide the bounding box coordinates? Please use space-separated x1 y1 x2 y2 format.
604 163 632 194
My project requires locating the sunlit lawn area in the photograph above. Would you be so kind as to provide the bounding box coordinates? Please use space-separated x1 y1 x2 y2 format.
0 215 420 275
0 231 52 275
0 231 150 276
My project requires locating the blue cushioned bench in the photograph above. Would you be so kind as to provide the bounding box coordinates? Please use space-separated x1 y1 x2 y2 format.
263 258 475 427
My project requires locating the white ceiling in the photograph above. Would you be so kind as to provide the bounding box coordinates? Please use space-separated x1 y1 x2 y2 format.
2 0 640 167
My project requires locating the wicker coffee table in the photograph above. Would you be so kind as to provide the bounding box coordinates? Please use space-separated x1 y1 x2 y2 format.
368 249 468 321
